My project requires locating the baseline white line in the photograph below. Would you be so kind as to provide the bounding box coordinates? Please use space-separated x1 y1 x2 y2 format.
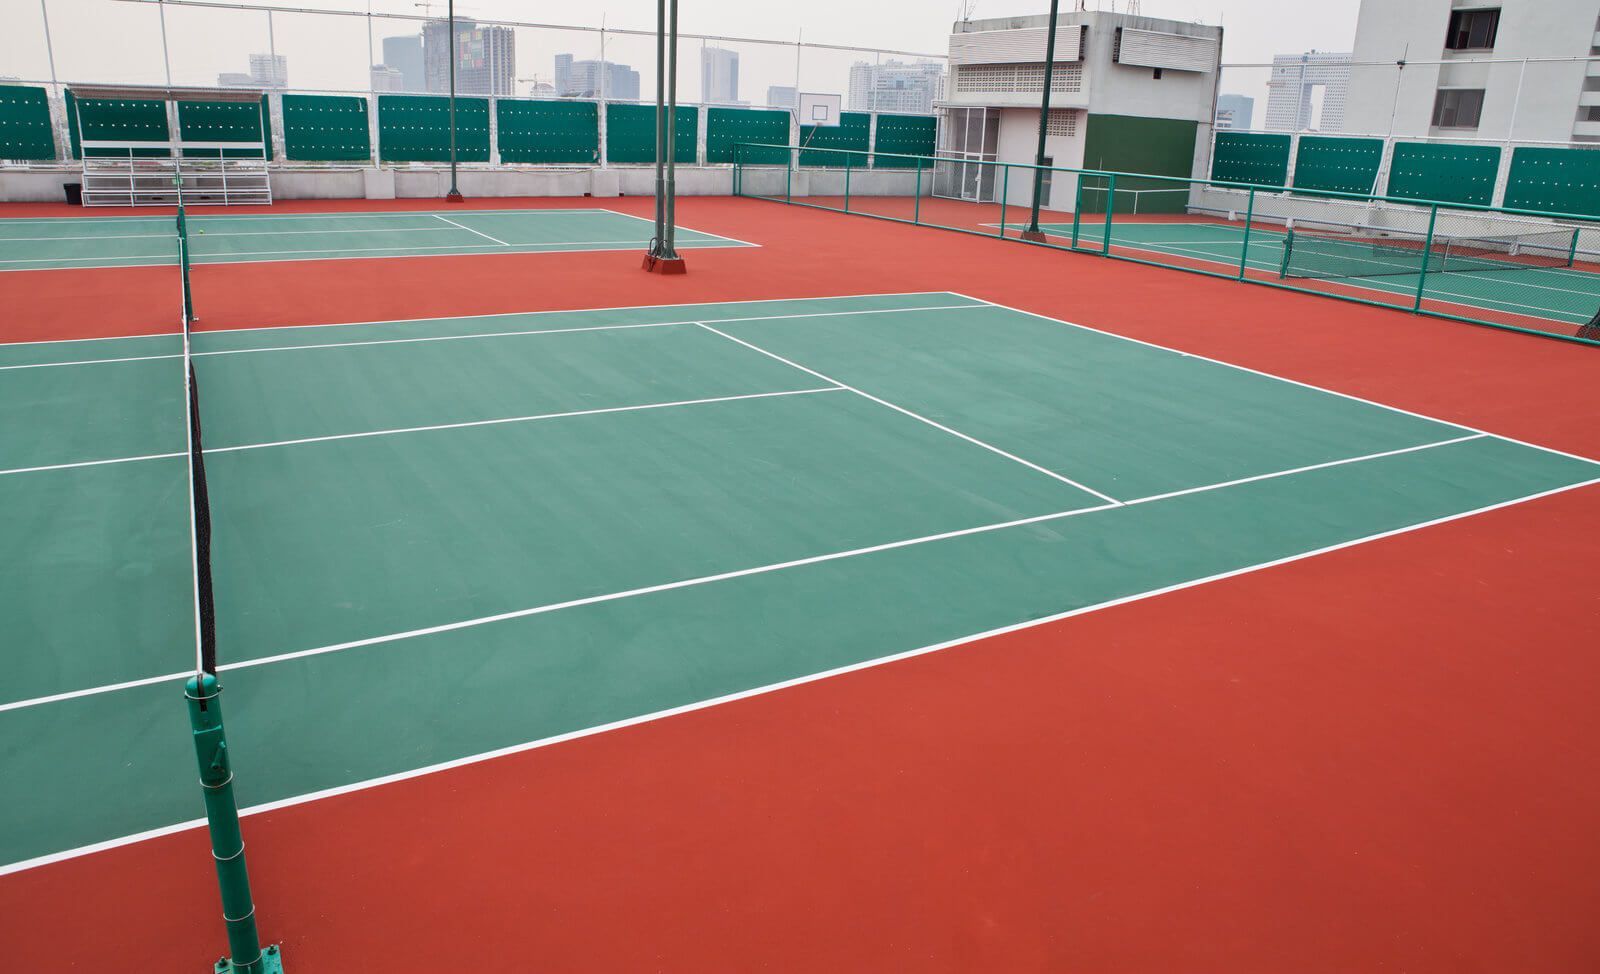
6 472 1597 876
0 290 980 349
0 451 185 478
0 353 182 372
694 321 1125 505
596 207 763 249
947 292 1600 467
433 214 509 246
209 387 844 455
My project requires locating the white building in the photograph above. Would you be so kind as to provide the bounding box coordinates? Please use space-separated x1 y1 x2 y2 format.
370 65 405 92
847 61 946 114
943 11 1222 211
1344 0 1600 142
1263 52 1349 132
249 53 288 90
767 86 797 109
701 48 739 105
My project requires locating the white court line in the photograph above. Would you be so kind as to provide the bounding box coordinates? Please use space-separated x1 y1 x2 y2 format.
0 352 183 372
695 321 1125 505
0 428 1494 714
0 290 978 349
595 207 763 249
210 386 843 454
0 451 185 478
0 208 623 227
434 214 509 246
5 469 1597 877
949 292 1600 468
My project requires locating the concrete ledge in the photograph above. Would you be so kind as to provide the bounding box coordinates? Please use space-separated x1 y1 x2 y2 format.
0 171 75 204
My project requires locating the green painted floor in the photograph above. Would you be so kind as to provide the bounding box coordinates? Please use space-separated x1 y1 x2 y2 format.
1006 221 1600 328
0 208 752 270
2 292 1596 869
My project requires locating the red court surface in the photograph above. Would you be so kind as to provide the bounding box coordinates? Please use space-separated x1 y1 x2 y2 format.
2 194 1598 972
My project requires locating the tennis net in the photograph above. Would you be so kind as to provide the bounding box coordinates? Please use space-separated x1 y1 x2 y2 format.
177 204 218 677
1280 223 1581 281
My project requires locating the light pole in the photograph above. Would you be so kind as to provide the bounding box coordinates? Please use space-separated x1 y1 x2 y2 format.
445 0 463 201
1020 0 1061 242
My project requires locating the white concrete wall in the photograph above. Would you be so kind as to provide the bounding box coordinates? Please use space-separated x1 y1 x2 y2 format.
996 109 1085 211
0 171 75 203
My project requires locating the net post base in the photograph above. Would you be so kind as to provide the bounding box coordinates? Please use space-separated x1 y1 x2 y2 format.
445 190 465 203
213 943 285 974
642 254 688 274
1018 229 1050 243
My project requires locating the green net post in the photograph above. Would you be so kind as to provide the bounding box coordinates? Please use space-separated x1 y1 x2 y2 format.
186 674 283 974
177 202 195 325
998 165 1009 238
1070 175 1083 248
913 156 922 225
1238 189 1254 280
1278 227 1294 278
1101 173 1116 256
1567 226 1581 267
732 144 740 196
843 153 851 213
785 147 792 205
1414 203 1439 312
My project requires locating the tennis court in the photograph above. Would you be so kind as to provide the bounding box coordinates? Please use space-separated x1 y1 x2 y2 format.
4 288 1597 871
997 219 1600 330
0 207 754 270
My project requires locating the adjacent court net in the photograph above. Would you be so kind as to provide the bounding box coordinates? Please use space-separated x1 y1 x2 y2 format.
178 205 219 676
1280 223 1581 281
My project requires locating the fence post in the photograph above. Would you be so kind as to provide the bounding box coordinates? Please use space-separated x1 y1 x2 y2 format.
1238 188 1255 280
844 153 851 213
914 156 922 225
785 146 792 205
1414 203 1439 312
999 165 1009 238
1070 174 1083 248
1101 173 1116 255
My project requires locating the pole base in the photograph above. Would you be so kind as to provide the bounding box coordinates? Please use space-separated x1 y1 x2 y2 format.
214 943 284 973
642 254 688 275
445 190 465 203
1018 229 1050 243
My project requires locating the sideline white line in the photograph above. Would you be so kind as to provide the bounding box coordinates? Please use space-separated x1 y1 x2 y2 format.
948 292 1600 468
596 207 763 249
0 428 1505 714
0 290 978 349
0 352 182 372
0 209 622 227
210 387 844 454
434 214 509 246
5 471 1596 877
695 321 1125 505
0 451 185 478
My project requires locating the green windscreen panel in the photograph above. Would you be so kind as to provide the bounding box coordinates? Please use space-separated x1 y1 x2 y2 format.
1385 142 1499 207
1502 147 1600 217
1210 131 1291 187
497 99 598 164
66 91 169 158
0 85 56 161
1081 114 1198 213
706 107 789 164
605 103 696 164
799 111 869 168
872 113 936 168
281 95 370 161
379 95 489 162
177 98 273 160
1291 136 1382 196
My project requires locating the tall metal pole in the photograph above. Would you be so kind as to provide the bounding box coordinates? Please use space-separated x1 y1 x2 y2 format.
445 0 463 201
651 0 666 249
1021 0 1061 242
157 0 173 86
644 0 685 272
663 0 680 257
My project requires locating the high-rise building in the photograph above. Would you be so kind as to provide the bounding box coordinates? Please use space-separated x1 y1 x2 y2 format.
847 61 944 114
382 35 425 93
370 65 405 92
554 54 641 101
249 53 288 89
766 86 797 109
1215 93 1255 130
423 18 515 96
217 72 255 88
701 47 739 105
1263 52 1350 132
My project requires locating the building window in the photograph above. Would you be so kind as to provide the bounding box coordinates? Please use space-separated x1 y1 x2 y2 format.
1432 88 1485 128
1445 9 1499 51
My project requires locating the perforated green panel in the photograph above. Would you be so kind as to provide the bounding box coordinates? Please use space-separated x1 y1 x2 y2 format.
378 95 489 163
605 104 696 164
178 98 273 160
497 99 597 164
1385 142 1499 207
871 113 936 169
1210 132 1290 187
706 108 789 164
1502 147 1600 216
799 112 869 168
1291 136 1383 196
282 95 370 161
0 85 56 161
66 91 169 158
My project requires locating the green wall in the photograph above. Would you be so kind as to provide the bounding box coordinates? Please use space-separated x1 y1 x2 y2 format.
1081 114 1197 214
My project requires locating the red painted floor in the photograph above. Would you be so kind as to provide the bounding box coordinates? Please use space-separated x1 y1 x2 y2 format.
2 195 1598 972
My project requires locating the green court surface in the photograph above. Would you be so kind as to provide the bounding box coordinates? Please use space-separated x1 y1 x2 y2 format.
1004 220 1600 329
3 291 1597 871
0 208 753 270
